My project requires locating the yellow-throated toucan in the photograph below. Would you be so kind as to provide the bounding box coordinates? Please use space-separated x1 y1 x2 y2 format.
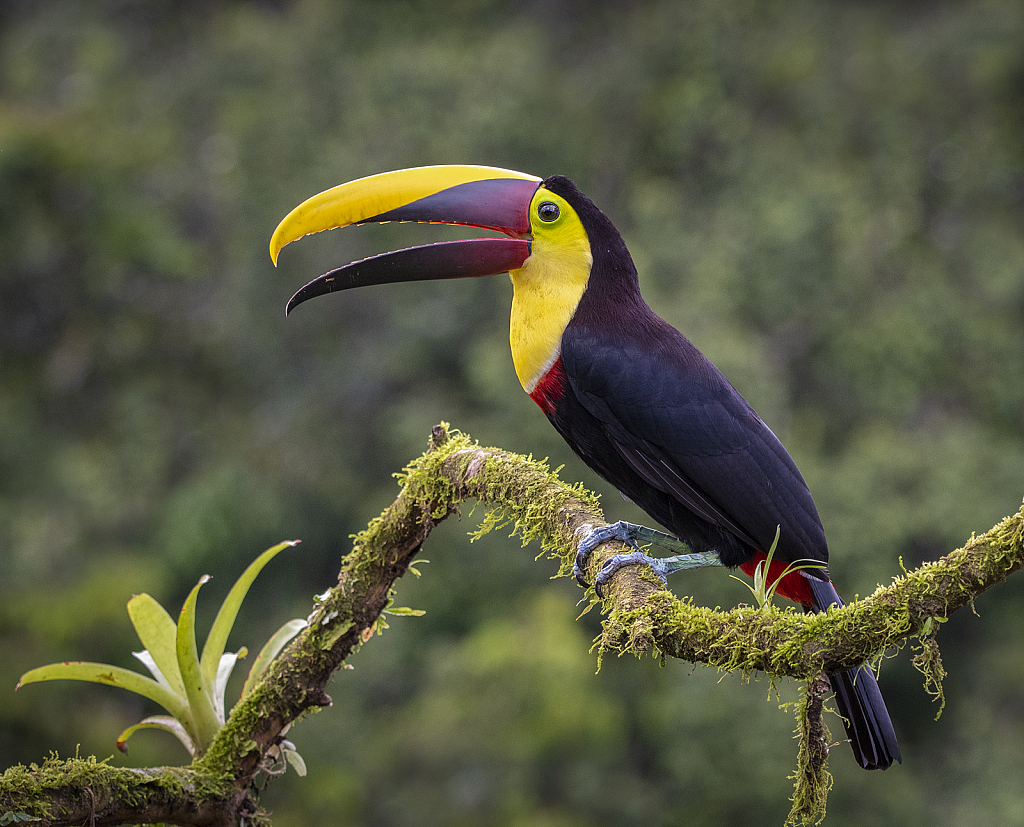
270 165 901 770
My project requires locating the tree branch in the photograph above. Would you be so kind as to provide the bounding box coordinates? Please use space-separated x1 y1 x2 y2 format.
3 423 1022 826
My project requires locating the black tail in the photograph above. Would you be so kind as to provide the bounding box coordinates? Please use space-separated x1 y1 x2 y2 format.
830 663 901 769
805 575 901 770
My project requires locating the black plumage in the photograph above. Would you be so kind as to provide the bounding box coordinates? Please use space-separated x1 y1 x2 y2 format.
537 176 900 770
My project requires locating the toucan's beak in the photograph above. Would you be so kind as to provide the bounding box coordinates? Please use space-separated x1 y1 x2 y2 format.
270 165 541 315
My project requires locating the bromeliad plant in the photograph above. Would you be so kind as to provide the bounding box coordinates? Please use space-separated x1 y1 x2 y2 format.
18 541 307 764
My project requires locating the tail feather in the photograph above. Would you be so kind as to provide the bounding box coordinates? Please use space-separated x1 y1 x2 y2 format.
804 573 901 770
830 663 901 770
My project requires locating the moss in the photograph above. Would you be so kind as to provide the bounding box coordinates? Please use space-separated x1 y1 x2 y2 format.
197 689 264 780
0 752 216 822
786 677 833 826
911 618 947 719
390 425 471 512
468 451 602 569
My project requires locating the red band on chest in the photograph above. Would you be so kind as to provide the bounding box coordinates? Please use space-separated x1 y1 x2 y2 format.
529 356 566 415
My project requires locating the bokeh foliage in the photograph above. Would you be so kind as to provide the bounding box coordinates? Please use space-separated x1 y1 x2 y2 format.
2 1 1023 824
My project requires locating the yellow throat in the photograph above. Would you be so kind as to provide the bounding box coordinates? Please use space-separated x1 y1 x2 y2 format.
508 187 594 393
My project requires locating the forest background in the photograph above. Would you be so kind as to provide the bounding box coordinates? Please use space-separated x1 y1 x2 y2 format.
2 1 1024 824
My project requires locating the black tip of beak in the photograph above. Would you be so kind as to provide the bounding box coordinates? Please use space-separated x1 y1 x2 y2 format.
285 277 328 316
286 268 347 315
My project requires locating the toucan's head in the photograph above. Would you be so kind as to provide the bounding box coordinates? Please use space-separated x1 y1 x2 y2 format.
271 165 629 392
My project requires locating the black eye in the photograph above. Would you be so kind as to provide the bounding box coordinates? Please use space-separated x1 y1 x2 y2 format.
537 201 560 222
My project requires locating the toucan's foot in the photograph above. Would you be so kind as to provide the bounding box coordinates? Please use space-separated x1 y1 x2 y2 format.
574 521 658 585
574 521 722 596
594 549 673 595
574 521 633 585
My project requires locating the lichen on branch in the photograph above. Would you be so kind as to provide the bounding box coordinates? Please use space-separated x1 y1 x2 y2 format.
3 423 1022 827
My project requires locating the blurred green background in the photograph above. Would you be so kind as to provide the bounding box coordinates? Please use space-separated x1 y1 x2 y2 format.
2 1 1024 824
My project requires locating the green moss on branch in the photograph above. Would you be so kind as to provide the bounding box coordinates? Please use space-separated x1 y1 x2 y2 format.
5 424 1022 827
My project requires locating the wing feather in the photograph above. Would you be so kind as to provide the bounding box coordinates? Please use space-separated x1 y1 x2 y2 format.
561 322 828 565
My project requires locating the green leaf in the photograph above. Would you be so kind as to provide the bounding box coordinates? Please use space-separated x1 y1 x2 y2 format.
241 618 306 700
0 812 38 824
17 661 189 723
127 593 186 698
283 747 307 777
176 575 221 753
384 606 426 616
117 715 196 757
199 540 298 691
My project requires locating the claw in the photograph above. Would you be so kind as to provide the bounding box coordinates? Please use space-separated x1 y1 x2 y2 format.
574 521 723 596
574 521 643 586
594 550 670 597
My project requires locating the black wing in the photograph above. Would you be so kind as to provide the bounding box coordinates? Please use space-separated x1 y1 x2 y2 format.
559 318 828 568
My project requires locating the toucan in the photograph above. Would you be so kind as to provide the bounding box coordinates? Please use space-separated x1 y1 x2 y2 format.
270 165 901 770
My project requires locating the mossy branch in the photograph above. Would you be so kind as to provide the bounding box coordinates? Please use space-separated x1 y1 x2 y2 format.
3 423 1022 826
